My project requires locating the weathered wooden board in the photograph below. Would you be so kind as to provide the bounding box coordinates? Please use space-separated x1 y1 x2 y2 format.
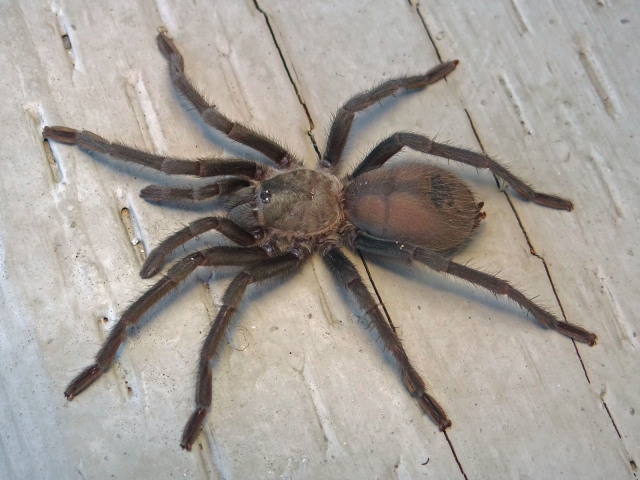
0 1 636 478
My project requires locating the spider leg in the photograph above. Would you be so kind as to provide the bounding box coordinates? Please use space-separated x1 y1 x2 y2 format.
321 243 452 431
351 131 573 211
140 217 259 278
181 252 307 450
351 231 597 345
321 61 458 169
64 246 269 401
43 126 268 178
140 177 251 203
156 32 299 169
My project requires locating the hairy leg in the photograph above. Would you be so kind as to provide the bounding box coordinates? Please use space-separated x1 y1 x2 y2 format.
140 217 259 278
351 131 573 211
181 252 307 450
321 243 451 431
351 231 597 345
43 126 268 178
156 31 299 169
321 61 458 169
64 246 269 401
140 178 251 203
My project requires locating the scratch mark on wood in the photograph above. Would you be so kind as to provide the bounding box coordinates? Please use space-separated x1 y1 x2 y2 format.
579 48 618 117
26 104 63 185
596 265 635 348
506 0 530 35
198 281 221 323
499 74 532 135
314 279 341 328
198 421 230 480
300 355 344 460
51 7 76 67
207 13 258 128
119 206 147 265
43 138 61 184
124 71 167 153
587 150 624 218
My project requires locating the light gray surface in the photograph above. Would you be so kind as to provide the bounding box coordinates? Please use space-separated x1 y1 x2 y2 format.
1 0 637 478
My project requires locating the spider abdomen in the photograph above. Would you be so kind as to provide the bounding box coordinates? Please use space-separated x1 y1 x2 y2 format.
344 162 483 251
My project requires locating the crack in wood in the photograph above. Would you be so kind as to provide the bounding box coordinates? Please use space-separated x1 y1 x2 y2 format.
414 4 443 62
252 0 317 149
464 107 594 386
444 430 469 480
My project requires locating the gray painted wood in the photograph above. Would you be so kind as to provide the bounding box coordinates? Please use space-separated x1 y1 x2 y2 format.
0 1 636 478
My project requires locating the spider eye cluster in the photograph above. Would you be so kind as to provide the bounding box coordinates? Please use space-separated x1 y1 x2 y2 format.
260 189 271 204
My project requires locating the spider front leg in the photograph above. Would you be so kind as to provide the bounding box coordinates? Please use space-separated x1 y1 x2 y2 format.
140 217 259 278
351 232 597 345
322 61 458 169
321 243 451 431
140 178 250 203
351 132 573 211
43 126 268 179
64 246 268 400
156 31 299 169
181 253 307 450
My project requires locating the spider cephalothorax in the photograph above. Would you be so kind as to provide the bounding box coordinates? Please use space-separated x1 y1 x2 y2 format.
43 30 596 450
227 168 345 253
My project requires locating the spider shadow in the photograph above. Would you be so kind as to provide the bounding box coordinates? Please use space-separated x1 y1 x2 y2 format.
357 246 549 339
123 255 303 370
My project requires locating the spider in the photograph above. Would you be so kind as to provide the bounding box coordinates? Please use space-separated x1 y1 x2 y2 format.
43 31 597 451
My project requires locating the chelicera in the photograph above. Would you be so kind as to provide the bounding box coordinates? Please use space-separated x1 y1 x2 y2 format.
43 31 597 450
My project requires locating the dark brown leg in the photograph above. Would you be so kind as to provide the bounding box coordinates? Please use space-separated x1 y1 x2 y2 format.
180 253 307 450
140 178 251 203
321 61 458 169
64 246 269 401
43 126 267 178
140 217 258 278
321 243 451 431
351 132 573 211
351 232 597 345
156 32 299 169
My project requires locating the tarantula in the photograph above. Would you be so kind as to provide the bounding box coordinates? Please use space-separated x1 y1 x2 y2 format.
43 31 597 450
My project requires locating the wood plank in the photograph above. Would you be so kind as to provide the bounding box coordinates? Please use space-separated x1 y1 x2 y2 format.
0 0 635 478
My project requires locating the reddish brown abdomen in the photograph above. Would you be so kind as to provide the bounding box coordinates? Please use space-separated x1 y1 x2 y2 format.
344 162 482 251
